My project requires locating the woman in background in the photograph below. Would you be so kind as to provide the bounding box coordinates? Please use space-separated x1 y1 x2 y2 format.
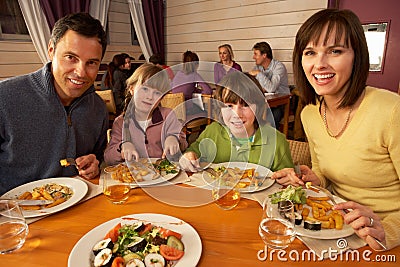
272 9 400 250
214 44 242 84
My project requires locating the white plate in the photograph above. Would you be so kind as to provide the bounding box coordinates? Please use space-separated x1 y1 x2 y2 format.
126 158 180 186
1 177 88 218
68 213 202 267
203 162 274 193
295 189 354 239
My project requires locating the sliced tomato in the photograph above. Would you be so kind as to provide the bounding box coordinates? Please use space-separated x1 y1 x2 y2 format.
138 223 153 235
111 256 125 267
159 244 184 261
158 227 182 239
104 223 121 243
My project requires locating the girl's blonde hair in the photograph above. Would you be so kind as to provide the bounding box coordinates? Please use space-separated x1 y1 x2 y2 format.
218 44 235 61
123 63 170 112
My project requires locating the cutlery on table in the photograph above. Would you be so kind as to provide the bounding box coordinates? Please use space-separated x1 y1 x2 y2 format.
306 182 387 251
2 199 54 206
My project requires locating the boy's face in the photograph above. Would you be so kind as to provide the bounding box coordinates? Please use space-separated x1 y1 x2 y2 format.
221 101 256 139
48 30 102 106
133 84 163 115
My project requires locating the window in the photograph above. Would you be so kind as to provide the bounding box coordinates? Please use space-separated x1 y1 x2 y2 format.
363 22 389 72
0 0 29 40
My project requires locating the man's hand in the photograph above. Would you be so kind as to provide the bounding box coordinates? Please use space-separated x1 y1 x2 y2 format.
75 154 99 179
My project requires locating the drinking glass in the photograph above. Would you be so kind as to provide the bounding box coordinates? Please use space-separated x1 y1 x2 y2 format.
102 168 131 204
259 197 295 249
211 173 241 210
0 199 29 254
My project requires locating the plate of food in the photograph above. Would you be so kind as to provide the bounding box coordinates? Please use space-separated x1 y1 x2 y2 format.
104 158 180 187
202 162 274 193
68 213 202 267
1 177 88 218
268 186 354 239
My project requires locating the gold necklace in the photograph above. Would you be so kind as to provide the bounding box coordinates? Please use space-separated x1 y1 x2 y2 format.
323 100 353 138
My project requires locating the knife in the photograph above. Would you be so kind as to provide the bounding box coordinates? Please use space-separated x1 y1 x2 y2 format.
13 199 53 206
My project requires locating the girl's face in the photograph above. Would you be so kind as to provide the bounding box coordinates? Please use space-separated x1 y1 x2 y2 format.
221 101 256 139
219 47 231 62
131 84 163 116
301 26 355 99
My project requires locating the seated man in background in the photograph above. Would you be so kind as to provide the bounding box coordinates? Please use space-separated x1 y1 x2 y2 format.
0 13 109 195
249 41 290 128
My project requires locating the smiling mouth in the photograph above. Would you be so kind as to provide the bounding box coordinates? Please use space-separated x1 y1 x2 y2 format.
69 78 84 85
313 73 335 81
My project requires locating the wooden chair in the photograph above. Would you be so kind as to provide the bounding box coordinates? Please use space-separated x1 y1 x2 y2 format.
186 94 213 130
96 90 117 114
288 139 311 168
160 92 186 122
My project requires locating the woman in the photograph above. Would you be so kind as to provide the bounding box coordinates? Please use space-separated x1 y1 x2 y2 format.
179 71 293 172
272 9 400 250
104 63 187 165
214 44 242 84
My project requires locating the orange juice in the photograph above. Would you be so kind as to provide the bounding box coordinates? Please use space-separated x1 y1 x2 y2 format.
103 184 130 204
212 188 240 210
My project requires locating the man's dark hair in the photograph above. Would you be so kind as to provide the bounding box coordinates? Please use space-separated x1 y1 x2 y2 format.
253 41 273 59
50 12 107 59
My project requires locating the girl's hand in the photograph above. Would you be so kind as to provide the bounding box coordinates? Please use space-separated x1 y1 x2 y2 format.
333 201 387 251
121 142 139 162
178 152 201 172
164 136 180 156
271 165 320 186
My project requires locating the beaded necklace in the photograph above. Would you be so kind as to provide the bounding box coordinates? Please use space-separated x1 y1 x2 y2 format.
323 100 352 138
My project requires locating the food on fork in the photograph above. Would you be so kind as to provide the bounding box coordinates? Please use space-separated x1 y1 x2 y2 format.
60 159 69 167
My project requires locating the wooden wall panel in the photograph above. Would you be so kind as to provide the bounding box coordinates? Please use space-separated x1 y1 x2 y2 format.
165 0 327 85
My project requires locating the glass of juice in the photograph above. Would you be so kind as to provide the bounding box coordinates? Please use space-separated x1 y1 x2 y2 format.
211 171 241 210
102 166 131 204
0 200 29 254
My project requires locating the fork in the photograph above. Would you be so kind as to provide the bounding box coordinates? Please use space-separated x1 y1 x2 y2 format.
60 158 79 170
306 183 387 250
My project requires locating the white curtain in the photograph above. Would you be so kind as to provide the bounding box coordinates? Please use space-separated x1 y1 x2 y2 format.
127 0 153 60
89 0 110 29
18 0 50 64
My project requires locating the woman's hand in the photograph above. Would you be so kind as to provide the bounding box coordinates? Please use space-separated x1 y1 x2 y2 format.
164 136 180 156
271 165 320 186
121 142 139 162
334 201 386 251
178 152 201 172
75 154 99 179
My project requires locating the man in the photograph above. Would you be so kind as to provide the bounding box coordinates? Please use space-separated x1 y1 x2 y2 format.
0 13 109 194
249 41 290 128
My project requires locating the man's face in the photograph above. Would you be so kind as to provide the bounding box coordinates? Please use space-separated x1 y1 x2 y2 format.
48 30 102 106
252 49 267 66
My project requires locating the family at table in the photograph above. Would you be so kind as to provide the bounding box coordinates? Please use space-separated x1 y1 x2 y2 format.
0 8 399 255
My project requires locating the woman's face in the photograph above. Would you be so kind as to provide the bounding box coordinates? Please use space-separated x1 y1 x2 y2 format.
219 47 231 62
301 26 355 98
131 84 163 116
221 100 256 139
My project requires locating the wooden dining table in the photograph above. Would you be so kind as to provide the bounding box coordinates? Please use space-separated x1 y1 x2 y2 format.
2 176 398 267
265 93 291 137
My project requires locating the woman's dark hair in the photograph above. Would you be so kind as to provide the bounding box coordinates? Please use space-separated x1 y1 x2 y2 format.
292 9 369 108
50 12 107 59
104 54 128 88
182 50 199 74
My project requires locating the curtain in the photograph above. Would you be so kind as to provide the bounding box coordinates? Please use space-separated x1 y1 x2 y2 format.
18 0 51 64
142 0 164 62
127 0 153 61
39 0 91 29
89 0 110 29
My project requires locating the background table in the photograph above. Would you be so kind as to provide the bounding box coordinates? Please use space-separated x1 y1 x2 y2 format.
265 93 291 136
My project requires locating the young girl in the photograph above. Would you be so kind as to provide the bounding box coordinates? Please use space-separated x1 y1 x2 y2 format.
179 71 293 172
104 63 187 165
